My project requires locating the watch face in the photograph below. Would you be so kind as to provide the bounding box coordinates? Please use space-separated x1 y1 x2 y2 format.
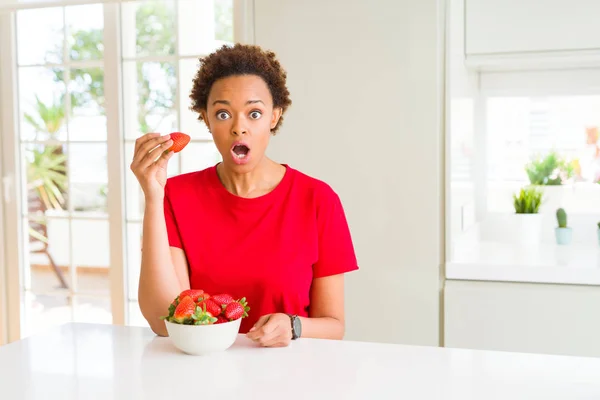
293 316 302 338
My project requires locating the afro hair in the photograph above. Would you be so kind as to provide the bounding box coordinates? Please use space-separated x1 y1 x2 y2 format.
189 43 292 134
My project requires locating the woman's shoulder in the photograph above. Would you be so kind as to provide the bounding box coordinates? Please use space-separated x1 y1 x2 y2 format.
288 166 341 204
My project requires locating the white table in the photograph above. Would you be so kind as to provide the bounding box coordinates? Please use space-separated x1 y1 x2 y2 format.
1 323 599 399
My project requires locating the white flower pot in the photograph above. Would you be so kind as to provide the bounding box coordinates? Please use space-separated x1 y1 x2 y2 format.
511 214 543 246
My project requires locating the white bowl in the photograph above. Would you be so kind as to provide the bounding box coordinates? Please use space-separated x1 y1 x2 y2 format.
165 318 241 355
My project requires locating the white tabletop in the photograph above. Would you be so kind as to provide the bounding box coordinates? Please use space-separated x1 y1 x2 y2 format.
1 323 600 399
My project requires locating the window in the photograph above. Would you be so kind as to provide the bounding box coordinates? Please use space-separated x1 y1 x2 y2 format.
448 74 600 272
487 96 600 185
121 0 232 326
1 0 235 339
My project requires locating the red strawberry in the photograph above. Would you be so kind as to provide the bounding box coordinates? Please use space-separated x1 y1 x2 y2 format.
160 296 180 321
211 293 234 306
198 298 222 317
168 132 190 153
199 293 211 301
178 289 204 302
215 316 229 324
171 296 196 323
224 297 250 320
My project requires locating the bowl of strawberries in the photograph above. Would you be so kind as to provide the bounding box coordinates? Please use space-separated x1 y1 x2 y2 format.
161 289 250 355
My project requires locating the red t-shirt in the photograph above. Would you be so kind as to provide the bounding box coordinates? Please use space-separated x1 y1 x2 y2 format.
163 164 359 333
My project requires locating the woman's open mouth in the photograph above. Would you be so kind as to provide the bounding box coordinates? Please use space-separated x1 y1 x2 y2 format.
230 142 251 164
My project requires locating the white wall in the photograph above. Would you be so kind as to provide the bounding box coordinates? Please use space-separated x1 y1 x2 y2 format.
253 0 444 345
445 280 600 357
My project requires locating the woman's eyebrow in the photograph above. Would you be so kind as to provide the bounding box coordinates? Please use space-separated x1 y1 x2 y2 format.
212 99 264 106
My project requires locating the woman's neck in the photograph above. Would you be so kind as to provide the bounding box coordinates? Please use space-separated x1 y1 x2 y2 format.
216 157 286 198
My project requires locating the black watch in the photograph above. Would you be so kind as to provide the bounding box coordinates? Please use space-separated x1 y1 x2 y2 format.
288 314 302 340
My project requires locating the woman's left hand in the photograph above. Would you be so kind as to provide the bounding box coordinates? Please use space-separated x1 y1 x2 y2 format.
246 313 292 347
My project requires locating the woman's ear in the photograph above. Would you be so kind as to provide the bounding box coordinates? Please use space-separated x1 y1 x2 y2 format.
270 107 283 131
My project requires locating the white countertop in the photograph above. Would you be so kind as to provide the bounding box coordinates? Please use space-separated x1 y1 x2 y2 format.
1 323 600 399
447 240 600 285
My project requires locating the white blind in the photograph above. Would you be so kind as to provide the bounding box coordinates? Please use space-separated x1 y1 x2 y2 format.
0 0 136 11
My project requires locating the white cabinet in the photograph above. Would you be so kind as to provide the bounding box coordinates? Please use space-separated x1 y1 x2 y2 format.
465 0 600 55
445 280 600 357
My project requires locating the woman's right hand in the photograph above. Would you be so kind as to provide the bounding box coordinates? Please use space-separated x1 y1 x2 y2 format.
130 133 174 203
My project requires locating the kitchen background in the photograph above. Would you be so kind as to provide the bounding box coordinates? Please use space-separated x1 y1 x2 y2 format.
1 0 599 358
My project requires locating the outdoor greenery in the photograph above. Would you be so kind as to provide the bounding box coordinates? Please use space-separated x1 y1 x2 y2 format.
525 151 574 186
24 1 232 214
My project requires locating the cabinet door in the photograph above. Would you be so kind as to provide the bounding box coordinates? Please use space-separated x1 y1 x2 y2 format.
445 280 600 357
465 0 600 55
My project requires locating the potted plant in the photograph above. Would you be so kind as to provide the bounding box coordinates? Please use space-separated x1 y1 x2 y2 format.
512 187 544 246
524 151 574 212
554 208 572 245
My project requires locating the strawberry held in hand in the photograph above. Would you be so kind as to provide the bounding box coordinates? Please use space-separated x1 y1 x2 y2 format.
167 132 190 153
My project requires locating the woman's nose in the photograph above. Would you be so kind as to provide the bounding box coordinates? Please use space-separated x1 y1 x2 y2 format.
231 117 247 136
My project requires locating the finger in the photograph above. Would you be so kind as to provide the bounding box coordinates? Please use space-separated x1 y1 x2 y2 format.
134 133 160 154
260 333 291 348
260 317 279 335
248 315 271 334
155 149 174 170
136 139 173 170
257 323 285 346
133 134 171 165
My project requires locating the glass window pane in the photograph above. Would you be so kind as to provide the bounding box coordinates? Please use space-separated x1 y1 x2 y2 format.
22 293 72 338
66 4 104 61
70 143 108 213
124 143 145 221
179 59 212 140
487 96 600 184
123 61 177 139
181 142 221 174
214 0 234 44
23 143 69 216
126 222 142 301
27 214 71 294
19 68 67 142
17 7 64 65
72 219 110 296
121 0 176 58
128 300 148 327
178 0 232 56
69 68 106 141
73 296 112 324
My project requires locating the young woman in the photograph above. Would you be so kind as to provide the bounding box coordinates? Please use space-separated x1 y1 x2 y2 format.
131 44 358 347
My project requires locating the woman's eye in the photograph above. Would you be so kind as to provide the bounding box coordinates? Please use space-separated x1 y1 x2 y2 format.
250 111 262 120
216 111 230 120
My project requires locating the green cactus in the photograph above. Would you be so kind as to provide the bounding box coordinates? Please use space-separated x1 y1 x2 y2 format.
556 208 567 228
